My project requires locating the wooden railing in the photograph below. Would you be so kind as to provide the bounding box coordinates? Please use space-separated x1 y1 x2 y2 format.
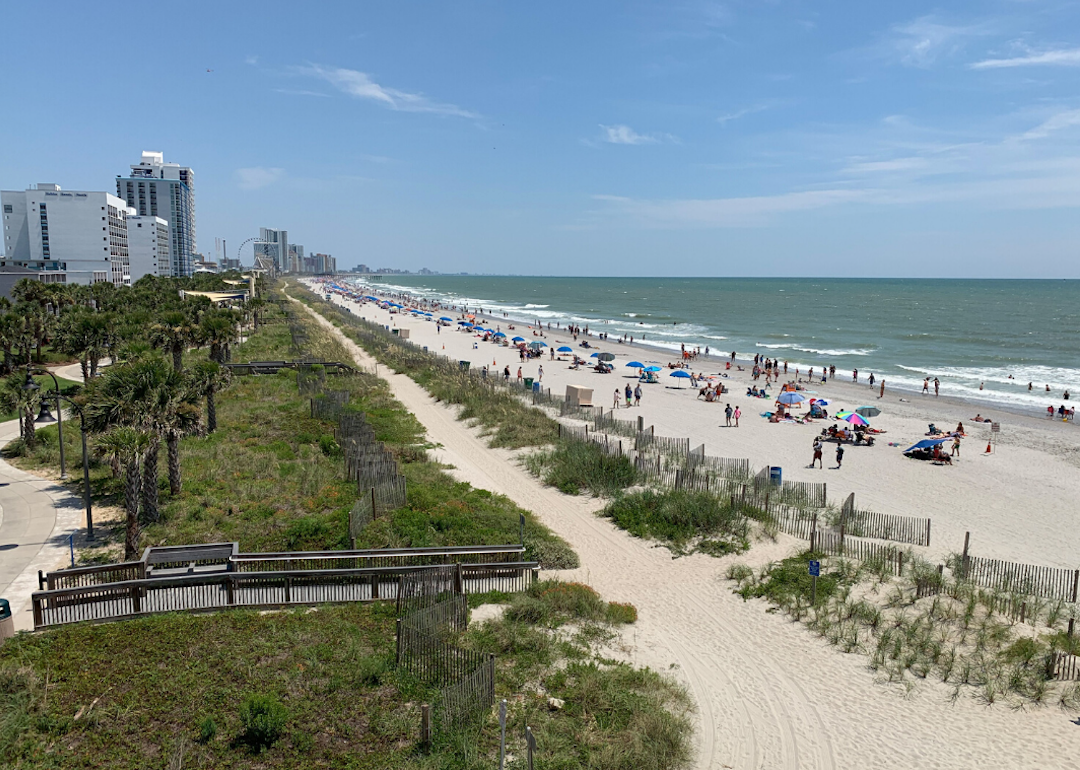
230 545 526 572
32 561 539 630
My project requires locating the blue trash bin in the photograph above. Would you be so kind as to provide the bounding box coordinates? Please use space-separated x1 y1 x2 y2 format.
769 466 782 486
0 598 10 621
532 382 541 393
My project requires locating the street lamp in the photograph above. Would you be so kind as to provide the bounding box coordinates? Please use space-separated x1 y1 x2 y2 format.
26 369 94 541
23 370 65 480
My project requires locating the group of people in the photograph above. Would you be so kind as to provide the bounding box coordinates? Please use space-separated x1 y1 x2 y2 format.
613 383 643 408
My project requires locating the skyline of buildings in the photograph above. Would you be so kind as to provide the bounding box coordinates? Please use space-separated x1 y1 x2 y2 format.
116 152 196 278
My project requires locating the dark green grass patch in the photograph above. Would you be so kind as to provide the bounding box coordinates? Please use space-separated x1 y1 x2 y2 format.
601 488 751 556
524 439 637 496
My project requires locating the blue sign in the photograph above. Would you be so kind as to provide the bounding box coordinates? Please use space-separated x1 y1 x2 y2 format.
808 560 821 577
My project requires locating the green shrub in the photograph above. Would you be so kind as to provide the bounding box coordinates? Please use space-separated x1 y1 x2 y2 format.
197 716 217 743
239 693 288 751
605 602 638 624
602 489 750 555
528 440 637 496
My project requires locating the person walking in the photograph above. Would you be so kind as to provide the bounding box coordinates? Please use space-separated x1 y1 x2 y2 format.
733 405 741 427
724 403 733 427
951 436 960 458
538 365 544 382
503 365 510 382
868 373 875 388
812 438 823 468
634 384 642 406
614 389 620 409
922 378 929 395
625 383 633 407
835 444 844 469
517 367 522 382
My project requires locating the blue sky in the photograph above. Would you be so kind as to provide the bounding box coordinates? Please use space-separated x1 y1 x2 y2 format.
4 1 1080 277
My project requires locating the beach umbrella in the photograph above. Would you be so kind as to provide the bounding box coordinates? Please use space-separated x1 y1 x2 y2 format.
590 352 600 358
811 398 830 406
597 352 615 362
528 341 547 349
458 321 472 326
903 438 948 454
645 366 662 372
558 346 573 352
627 361 645 368
777 392 807 405
840 412 870 426
440 316 453 322
492 332 506 338
669 370 692 388
855 405 881 418
512 336 525 342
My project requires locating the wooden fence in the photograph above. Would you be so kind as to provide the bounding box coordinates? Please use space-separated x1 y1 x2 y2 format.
32 561 538 630
396 620 496 727
839 493 931 547
1047 652 1080 682
963 555 1080 603
811 530 906 576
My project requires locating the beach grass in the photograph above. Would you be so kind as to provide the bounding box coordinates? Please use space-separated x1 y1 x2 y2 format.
523 439 637 496
0 589 692 770
600 488 752 556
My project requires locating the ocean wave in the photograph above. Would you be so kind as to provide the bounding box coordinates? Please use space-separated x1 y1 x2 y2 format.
792 346 875 357
524 303 549 308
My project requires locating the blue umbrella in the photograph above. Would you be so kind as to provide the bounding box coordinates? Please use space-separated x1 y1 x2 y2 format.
512 336 525 342
458 321 473 326
777 392 807 405
557 346 573 352
627 361 645 368
669 370 692 388
590 352 600 358
440 316 453 322
904 438 948 453
528 341 547 349
645 365 662 372
492 331 506 337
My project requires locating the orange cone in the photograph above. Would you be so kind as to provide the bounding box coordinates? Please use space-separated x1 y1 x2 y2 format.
985 441 992 454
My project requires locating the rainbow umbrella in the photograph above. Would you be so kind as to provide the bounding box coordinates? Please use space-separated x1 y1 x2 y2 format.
837 411 870 426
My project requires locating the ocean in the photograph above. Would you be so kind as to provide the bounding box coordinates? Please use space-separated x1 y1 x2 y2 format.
342 276 1080 412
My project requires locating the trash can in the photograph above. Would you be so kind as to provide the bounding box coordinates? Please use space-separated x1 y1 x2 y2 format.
769 466 782 486
0 598 13 643
459 361 471 371
391 328 400 336
532 382 541 393
523 377 534 389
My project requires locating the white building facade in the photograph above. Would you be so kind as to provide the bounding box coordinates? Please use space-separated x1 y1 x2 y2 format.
1 184 131 286
127 215 171 282
116 151 196 277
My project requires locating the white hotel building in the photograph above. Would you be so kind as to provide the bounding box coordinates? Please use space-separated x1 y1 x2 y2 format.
127 214 171 281
1 183 131 286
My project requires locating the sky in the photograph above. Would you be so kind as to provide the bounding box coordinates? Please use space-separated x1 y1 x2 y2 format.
3 1 1080 277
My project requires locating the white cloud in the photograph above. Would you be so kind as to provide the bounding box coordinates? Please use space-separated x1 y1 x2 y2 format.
299 64 477 118
716 104 770 126
885 15 991 68
1019 109 1080 141
593 189 865 226
842 157 929 174
971 48 1080 69
245 55 259 66
599 124 675 145
275 89 330 98
235 167 284 191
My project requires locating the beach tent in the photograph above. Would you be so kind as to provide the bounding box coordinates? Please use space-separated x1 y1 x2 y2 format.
903 438 949 454
669 370 692 388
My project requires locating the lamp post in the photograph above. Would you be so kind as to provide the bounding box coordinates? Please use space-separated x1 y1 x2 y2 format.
25 369 94 540
22 371 65 480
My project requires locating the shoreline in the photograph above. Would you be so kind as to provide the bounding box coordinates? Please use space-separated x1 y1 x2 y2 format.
334 277 1077 427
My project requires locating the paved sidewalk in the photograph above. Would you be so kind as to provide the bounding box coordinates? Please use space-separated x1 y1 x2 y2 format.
0 418 86 632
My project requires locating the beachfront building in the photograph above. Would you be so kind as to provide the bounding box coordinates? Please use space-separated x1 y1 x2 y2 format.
1 183 131 289
288 243 304 274
115 151 196 278
254 227 288 274
127 215 171 282
309 252 336 274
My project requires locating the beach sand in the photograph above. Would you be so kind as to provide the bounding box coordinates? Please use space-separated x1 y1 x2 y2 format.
301 283 1080 770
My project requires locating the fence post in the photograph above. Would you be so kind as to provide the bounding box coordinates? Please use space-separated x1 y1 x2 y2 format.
525 726 536 770
962 532 970 579
420 703 431 750
520 513 526 545
637 415 643 432
810 513 817 553
371 486 377 519
839 525 845 555
926 519 932 548
1072 570 1079 604
226 576 235 605
131 584 142 614
395 618 402 666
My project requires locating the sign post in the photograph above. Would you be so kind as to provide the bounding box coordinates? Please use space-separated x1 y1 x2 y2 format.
808 560 820 605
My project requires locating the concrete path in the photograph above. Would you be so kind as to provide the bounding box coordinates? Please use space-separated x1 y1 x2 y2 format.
0 419 86 631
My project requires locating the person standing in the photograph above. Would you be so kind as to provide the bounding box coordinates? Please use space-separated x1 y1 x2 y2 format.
733 405 741 427
934 378 940 397
538 365 544 382
868 373 876 388
951 436 960 458
812 438 823 468
625 383 633 407
517 366 523 382
724 403 733 427
879 380 885 399
634 384 642 406
504 365 510 382
835 444 844 469
923 378 929 395
614 389 620 409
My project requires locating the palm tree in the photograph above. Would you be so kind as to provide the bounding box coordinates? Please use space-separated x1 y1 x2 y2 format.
199 309 241 364
96 427 149 559
0 372 42 448
57 310 113 380
150 310 196 372
91 428 125 478
188 360 231 434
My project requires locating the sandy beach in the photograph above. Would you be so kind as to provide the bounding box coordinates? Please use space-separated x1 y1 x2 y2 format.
301 280 1080 770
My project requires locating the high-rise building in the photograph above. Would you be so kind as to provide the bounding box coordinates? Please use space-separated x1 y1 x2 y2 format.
254 227 288 273
311 252 336 274
1 183 131 287
116 151 196 277
127 215 171 282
